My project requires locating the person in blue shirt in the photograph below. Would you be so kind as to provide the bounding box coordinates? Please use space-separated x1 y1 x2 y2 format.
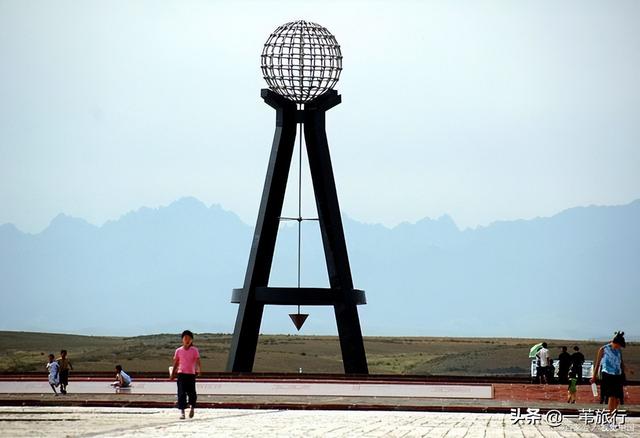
111 365 132 388
591 331 627 413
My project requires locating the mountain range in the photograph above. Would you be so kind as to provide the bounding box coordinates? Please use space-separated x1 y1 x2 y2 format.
1 197 638 339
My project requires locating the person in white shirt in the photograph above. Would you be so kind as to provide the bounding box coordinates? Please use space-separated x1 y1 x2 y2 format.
536 343 550 384
111 365 132 388
46 353 60 394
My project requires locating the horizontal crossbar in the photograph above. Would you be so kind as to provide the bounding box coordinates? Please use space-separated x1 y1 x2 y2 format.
278 216 320 222
231 287 366 306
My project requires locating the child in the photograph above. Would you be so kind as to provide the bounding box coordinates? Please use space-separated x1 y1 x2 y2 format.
547 358 556 384
567 371 578 403
57 349 72 394
170 330 201 420
111 365 132 388
46 353 60 395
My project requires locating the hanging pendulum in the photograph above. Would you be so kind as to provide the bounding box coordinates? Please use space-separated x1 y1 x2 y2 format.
289 306 308 330
289 112 309 331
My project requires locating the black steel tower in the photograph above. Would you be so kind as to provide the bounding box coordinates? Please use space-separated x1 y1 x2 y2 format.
227 21 368 374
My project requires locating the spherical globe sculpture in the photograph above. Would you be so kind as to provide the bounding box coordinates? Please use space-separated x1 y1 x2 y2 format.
261 20 342 103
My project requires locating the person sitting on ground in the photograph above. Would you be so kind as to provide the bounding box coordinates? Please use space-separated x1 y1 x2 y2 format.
591 331 627 413
46 353 60 395
111 365 132 388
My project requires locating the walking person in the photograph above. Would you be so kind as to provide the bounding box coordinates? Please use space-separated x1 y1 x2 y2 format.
170 330 201 420
558 346 572 384
46 353 60 395
591 331 627 414
536 342 549 384
571 346 585 383
57 349 72 394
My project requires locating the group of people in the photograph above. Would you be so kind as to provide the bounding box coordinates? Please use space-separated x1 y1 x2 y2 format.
46 349 133 393
535 331 629 410
45 350 72 395
46 329 202 420
534 343 585 384
47 329 629 419
110 328 201 421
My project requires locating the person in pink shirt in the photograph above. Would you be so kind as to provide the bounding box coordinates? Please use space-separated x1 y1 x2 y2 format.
170 330 202 419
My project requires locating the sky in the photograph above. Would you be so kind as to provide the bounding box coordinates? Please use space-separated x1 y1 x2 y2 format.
1 0 639 233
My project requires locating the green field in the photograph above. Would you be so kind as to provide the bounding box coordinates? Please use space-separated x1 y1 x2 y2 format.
1 331 637 378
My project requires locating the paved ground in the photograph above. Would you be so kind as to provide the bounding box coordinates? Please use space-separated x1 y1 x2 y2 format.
1 406 638 437
2 379 638 436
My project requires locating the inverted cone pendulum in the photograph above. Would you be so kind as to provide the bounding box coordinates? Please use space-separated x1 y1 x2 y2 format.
227 20 368 374
289 311 309 331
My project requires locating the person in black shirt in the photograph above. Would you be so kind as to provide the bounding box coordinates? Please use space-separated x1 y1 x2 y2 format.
571 346 585 383
558 346 572 384
547 358 556 384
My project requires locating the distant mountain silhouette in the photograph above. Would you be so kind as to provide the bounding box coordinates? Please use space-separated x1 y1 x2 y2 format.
1 197 638 339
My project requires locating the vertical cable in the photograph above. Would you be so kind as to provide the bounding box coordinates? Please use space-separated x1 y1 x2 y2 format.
297 104 303 314
298 26 305 313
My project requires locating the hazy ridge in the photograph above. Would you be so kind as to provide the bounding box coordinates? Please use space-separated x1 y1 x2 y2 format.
1 197 638 339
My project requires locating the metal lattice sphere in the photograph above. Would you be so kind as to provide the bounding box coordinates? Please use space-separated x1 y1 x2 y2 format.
261 20 342 103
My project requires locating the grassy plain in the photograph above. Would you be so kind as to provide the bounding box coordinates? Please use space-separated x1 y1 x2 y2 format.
1 331 638 379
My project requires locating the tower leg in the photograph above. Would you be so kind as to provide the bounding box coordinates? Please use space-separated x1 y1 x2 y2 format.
304 91 369 374
226 90 297 372
334 302 369 374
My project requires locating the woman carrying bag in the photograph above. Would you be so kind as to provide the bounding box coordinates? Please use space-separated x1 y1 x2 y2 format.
591 331 627 413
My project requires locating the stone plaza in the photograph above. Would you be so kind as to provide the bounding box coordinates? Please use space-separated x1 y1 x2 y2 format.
1 406 638 437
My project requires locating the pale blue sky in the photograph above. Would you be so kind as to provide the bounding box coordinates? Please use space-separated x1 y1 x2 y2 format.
1 0 639 233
